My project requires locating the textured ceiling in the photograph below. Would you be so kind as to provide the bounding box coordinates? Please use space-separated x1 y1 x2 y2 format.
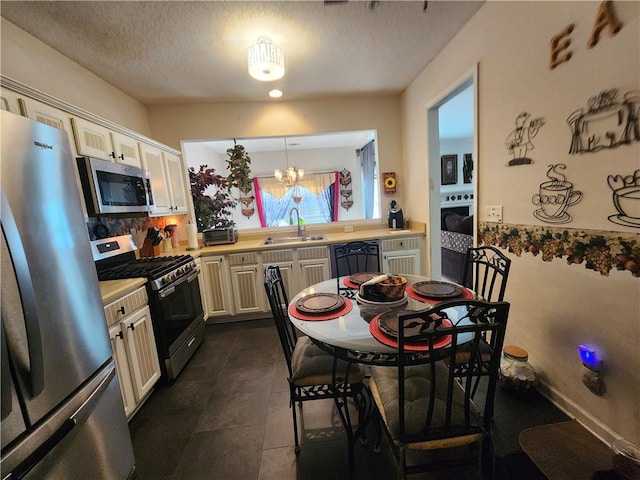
1 1 483 106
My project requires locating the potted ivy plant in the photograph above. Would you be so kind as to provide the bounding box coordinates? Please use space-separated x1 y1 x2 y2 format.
226 139 252 194
189 164 237 232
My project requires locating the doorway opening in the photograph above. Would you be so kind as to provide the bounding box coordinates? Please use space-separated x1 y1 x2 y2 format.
426 67 477 283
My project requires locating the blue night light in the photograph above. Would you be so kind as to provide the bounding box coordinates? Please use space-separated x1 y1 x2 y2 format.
579 345 600 371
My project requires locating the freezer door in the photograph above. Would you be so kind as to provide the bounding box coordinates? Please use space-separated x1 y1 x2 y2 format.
1 321 27 448
0 111 113 426
0 362 135 480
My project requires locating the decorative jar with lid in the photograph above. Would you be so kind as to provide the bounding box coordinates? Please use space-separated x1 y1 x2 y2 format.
499 345 537 393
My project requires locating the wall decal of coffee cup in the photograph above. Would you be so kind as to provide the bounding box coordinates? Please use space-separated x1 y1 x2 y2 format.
532 164 583 224
567 88 640 154
607 169 640 228
505 111 546 166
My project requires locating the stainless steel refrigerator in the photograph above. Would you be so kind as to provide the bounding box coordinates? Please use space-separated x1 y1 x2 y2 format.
1 110 135 479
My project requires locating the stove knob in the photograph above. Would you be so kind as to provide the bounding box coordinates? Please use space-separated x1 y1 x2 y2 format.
464 194 469 200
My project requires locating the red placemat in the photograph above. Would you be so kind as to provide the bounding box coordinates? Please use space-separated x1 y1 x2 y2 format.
288 299 354 321
369 314 452 351
343 277 359 289
406 284 474 304
343 272 383 290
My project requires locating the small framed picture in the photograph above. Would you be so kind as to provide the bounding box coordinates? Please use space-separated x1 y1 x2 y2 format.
463 153 473 184
441 154 458 185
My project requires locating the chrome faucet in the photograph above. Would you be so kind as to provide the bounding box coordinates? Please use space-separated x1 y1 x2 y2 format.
289 207 303 237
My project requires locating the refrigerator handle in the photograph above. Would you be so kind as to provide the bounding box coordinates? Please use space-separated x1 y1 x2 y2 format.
5 366 117 480
0 192 44 397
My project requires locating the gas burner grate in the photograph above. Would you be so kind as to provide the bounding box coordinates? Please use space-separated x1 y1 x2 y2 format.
97 255 194 281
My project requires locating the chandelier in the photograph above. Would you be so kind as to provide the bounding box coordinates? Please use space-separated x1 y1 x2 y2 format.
274 139 304 187
247 37 285 81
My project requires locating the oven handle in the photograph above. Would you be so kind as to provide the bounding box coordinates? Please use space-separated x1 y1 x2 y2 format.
158 268 200 299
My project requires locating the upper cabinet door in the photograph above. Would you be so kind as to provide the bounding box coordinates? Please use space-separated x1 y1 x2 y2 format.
140 142 171 214
72 117 115 161
0 89 23 115
111 131 142 168
163 151 188 214
20 97 77 158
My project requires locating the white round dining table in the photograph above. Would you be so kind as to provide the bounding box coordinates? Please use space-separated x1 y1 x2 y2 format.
288 275 474 364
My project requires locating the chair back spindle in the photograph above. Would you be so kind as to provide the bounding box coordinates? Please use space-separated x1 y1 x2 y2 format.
462 246 511 302
333 241 381 296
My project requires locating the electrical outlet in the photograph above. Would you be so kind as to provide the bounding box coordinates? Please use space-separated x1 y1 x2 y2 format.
486 205 503 223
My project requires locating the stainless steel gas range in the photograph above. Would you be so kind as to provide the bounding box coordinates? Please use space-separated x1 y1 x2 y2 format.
92 234 205 382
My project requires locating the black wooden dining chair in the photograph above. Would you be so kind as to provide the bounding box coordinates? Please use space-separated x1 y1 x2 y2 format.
332 240 381 297
263 265 367 470
462 245 511 302
369 299 510 480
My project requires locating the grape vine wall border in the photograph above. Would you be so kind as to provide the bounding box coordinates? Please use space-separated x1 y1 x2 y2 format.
478 222 640 277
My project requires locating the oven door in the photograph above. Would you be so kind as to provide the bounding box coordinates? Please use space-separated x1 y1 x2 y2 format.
154 269 204 357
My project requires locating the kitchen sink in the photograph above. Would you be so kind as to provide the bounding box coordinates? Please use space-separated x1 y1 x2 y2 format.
261 235 327 245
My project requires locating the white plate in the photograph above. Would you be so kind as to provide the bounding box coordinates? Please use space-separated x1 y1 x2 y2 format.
355 292 408 307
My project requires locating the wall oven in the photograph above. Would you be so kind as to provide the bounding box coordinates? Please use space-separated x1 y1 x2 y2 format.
92 235 204 382
77 156 155 215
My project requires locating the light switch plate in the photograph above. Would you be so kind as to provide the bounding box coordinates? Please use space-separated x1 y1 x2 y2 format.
486 205 503 223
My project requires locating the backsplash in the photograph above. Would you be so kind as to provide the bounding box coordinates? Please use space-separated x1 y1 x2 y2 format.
87 216 173 242
478 222 640 278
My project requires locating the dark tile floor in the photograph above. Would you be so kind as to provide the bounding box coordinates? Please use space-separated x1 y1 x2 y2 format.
129 318 569 480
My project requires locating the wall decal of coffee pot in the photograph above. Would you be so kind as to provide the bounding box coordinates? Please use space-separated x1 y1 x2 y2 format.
532 164 582 224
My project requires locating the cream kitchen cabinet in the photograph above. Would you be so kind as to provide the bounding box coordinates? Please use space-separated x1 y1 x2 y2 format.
297 246 331 289
72 117 142 167
140 143 188 215
20 97 77 157
228 252 265 315
200 255 235 321
0 88 23 114
261 249 297 301
195 258 208 321
104 286 160 419
381 236 423 276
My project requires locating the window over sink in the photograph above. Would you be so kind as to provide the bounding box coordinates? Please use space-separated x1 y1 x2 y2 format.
182 130 380 231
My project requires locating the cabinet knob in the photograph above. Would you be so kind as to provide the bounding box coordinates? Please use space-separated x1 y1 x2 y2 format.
118 153 124 160
118 306 126 315
116 331 124 340
109 151 116 159
127 323 135 331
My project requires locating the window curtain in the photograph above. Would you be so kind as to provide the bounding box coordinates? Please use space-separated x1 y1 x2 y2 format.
360 140 376 219
254 172 338 226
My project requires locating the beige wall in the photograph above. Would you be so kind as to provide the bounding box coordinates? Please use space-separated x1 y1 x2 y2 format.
147 96 404 215
0 18 151 135
402 1 639 444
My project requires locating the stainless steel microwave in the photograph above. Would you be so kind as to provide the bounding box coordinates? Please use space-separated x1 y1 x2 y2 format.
77 156 155 215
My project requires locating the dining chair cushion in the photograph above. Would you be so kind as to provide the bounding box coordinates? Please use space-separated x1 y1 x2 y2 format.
291 336 365 387
369 361 481 444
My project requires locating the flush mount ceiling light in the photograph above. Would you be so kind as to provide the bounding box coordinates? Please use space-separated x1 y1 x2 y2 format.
269 89 283 98
248 36 285 81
